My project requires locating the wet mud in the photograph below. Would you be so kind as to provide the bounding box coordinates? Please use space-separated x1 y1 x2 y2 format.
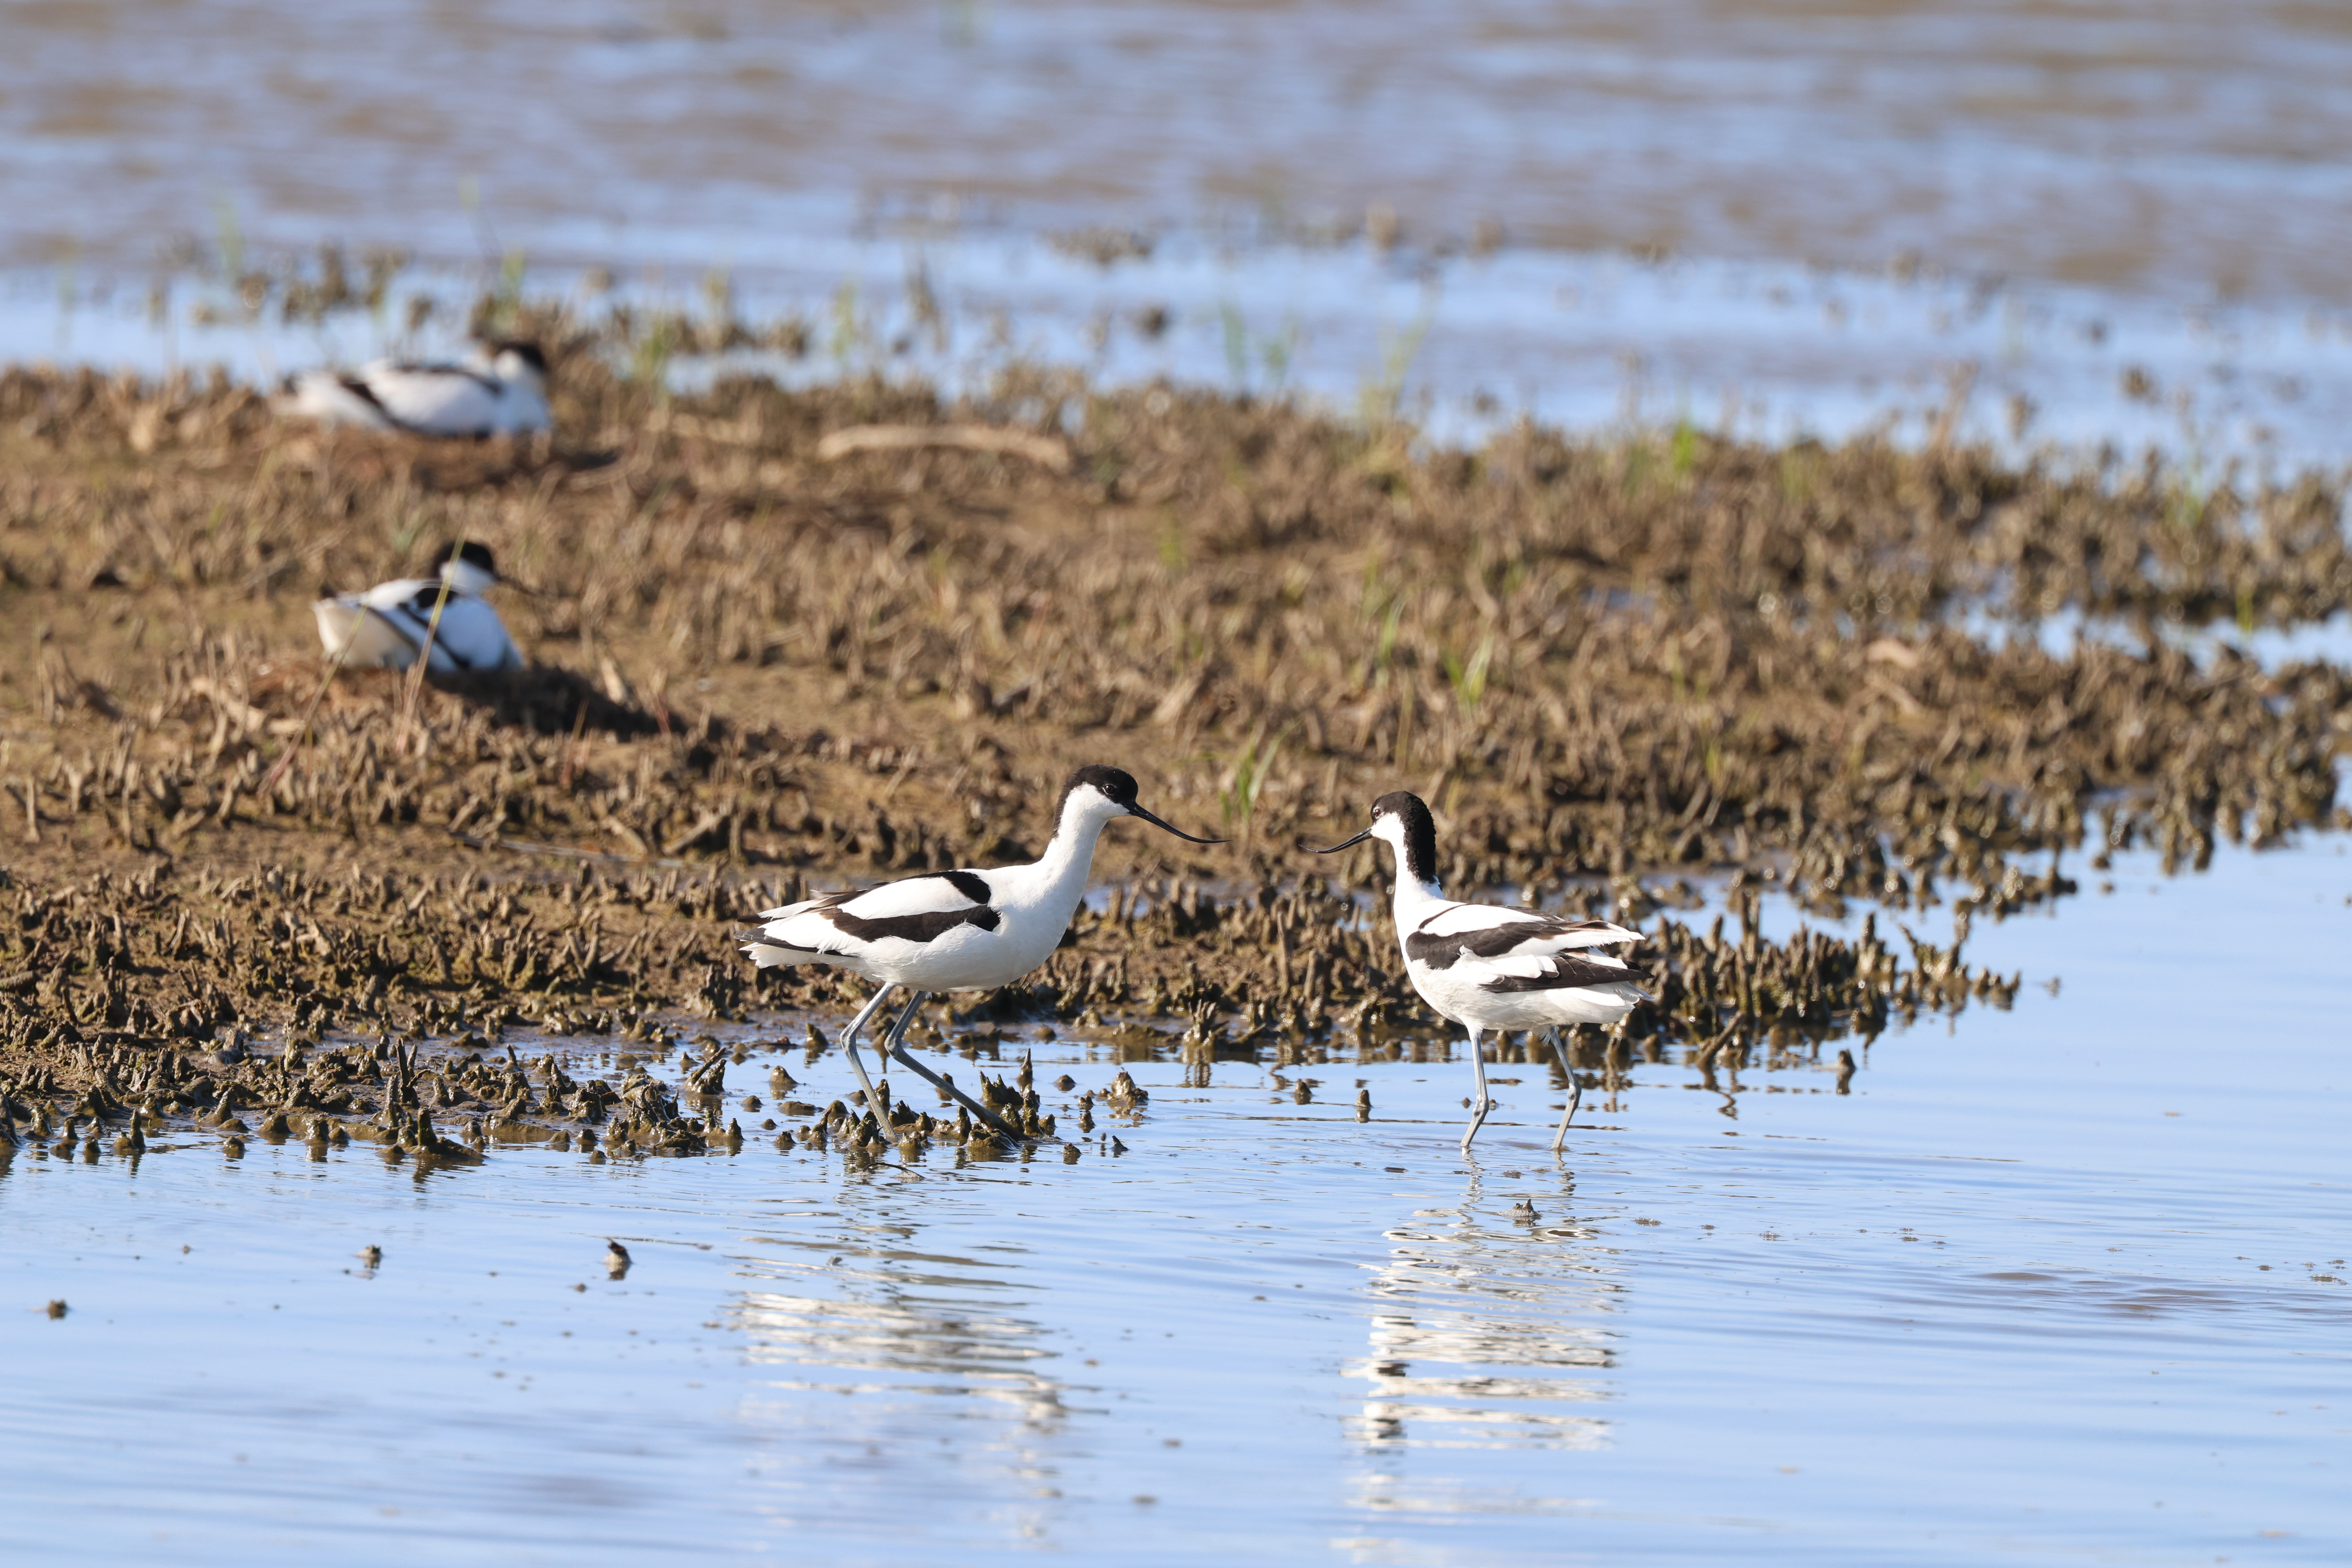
1 307 2346 1160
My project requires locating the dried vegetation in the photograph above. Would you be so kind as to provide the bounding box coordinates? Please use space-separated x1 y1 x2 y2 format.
0 319 2345 1160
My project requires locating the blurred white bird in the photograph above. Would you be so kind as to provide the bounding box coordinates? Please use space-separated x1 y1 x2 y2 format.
312 541 524 674
279 341 549 437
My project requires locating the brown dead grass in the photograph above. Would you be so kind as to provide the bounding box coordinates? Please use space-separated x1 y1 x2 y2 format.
0 332 2345 1131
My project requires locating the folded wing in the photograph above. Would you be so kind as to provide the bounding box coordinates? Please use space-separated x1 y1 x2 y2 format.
741 870 1000 967
401 594 522 672
1406 906 1641 971
315 583 520 673
363 366 506 436
1473 948 1651 996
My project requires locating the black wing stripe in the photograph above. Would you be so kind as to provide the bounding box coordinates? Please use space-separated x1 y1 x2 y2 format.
1479 956 1651 995
1405 929 1473 969
1406 914 1628 971
826 905 1002 945
399 588 483 669
938 869 994 905
341 373 434 436
765 871 996 952
1406 924 1540 969
356 605 426 658
385 594 483 670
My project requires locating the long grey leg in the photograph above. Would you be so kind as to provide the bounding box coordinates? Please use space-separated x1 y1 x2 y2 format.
838 985 898 1135
1545 1027 1583 1153
868 991 927 1134
1461 1027 1492 1152
877 990 1030 1143
878 992 925 1056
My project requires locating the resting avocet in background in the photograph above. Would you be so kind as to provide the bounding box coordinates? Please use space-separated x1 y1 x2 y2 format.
1316 791 1648 1152
312 541 525 675
741 766 1221 1141
279 341 550 437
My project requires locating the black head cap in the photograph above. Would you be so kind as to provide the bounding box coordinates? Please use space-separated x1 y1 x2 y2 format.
440 540 498 577
1061 763 1224 844
492 341 548 375
1062 765 1140 813
1371 791 1438 886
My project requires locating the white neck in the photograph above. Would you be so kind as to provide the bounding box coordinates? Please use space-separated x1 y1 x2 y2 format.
1390 867 1445 918
1005 796 1118 915
1376 822 1445 914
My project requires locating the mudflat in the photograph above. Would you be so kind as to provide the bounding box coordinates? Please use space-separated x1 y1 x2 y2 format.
2 311 2345 1158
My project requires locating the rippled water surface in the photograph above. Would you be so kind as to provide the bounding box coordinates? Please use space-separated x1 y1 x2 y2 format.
11 2 2352 462
5 7 2351 1559
11 0 2352 301
6 838 2348 1564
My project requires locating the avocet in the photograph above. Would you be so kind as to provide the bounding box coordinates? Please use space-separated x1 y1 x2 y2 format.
1317 791 1647 1152
312 541 524 674
280 341 549 437
741 766 1220 1140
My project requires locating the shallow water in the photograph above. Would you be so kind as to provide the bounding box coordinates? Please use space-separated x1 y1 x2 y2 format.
6 837 2347 1564
20 221 2352 469
1962 609 2352 679
12 0 2352 301
12 2 2352 463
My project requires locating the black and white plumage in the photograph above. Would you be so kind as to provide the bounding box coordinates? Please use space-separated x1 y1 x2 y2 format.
1317 791 1648 1152
278 341 550 437
741 766 1221 1140
312 541 524 675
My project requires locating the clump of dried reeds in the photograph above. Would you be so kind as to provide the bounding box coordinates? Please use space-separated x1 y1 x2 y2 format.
0 305 2344 1126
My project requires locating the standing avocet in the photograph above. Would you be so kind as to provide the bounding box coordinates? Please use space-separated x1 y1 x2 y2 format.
312 541 525 675
1316 791 1648 1152
740 766 1221 1141
279 341 550 437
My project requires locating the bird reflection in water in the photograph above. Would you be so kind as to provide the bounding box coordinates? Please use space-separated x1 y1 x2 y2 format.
734 1223 1070 1425
1345 1161 1617 1460
728 1216 1074 1540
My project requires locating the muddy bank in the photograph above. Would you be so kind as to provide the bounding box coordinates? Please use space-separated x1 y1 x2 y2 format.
0 324 2346 1146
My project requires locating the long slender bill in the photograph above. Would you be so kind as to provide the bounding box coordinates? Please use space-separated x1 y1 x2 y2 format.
1128 804 1225 844
1310 825 1377 854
